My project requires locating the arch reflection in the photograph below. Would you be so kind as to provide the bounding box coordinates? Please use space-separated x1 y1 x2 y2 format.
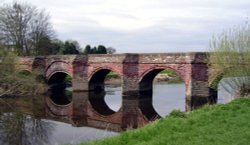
48 84 72 105
46 89 161 131
89 91 116 116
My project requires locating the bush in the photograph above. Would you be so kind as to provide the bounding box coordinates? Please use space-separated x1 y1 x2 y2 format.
209 20 250 97
169 109 187 118
0 51 47 97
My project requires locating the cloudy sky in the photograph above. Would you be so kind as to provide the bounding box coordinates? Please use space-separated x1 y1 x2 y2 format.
1 0 250 53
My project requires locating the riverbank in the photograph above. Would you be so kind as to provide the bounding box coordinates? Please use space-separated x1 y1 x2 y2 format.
79 97 250 145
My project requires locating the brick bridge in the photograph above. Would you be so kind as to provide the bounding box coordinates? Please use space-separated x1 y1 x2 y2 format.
16 52 221 128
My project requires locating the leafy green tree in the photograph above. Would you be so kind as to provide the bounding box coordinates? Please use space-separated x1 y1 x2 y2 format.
50 39 64 55
35 36 54 55
83 44 108 54
97 45 107 54
209 21 250 97
62 40 81 54
83 45 91 54
91 46 97 54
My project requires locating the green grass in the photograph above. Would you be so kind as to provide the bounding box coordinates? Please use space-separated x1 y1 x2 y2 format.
79 98 250 145
106 72 120 79
159 69 178 77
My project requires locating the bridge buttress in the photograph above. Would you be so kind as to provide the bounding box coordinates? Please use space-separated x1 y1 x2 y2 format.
186 62 210 111
72 55 89 91
121 54 143 127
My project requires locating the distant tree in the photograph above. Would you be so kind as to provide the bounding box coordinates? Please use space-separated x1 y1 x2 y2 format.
82 44 109 54
106 47 116 54
83 44 91 54
97 45 107 54
91 46 97 54
0 2 55 56
50 39 64 55
62 40 81 54
35 36 53 55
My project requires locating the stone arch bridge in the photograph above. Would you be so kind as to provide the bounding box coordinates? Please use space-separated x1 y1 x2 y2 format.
16 52 219 111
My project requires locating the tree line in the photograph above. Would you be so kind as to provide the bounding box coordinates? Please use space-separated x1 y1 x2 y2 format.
0 2 115 56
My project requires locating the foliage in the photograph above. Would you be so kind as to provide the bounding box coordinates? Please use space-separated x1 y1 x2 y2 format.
80 98 250 145
0 51 47 96
49 39 65 55
169 109 187 118
0 2 55 56
97 45 107 54
63 40 81 54
83 45 91 54
83 45 108 54
48 39 82 55
160 69 178 77
209 21 250 97
105 72 120 79
106 47 116 54
157 69 182 83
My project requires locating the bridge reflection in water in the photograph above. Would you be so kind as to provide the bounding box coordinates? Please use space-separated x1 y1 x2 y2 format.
46 85 162 132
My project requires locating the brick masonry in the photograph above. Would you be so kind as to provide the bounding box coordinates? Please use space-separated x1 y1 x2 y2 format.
16 52 221 128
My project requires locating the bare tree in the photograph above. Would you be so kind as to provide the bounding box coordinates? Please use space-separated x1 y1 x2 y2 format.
106 47 116 54
0 2 55 56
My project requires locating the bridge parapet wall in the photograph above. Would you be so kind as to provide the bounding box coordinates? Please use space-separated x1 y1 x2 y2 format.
88 54 126 63
137 52 208 64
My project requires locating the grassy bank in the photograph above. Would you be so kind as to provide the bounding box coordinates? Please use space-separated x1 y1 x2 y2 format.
79 98 250 145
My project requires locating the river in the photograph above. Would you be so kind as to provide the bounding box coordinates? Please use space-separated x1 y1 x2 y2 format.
0 80 234 145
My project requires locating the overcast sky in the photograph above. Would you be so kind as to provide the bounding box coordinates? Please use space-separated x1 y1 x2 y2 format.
1 0 250 53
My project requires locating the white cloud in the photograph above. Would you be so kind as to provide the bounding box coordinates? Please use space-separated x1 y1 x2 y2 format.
2 0 250 52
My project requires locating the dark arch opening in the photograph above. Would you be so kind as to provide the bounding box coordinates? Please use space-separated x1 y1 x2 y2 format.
48 72 72 105
209 74 223 104
139 68 185 117
49 85 72 105
89 69 111 92
89 69 122 116
140 69 163 93
48 72 71 86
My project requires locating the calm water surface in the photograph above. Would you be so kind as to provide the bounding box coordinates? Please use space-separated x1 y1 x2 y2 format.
0 81 234 145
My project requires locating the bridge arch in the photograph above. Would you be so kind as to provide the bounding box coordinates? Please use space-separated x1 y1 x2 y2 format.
88 67 122 116
17 69 32 73
139 66 185 92
47 71 72 85
47 71 73 107
88 67 122 91
16 69 32 75
45 61 73 83
139 66 186 116
209 72 224 103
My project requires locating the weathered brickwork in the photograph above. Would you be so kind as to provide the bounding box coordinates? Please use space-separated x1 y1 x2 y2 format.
16 52 221 126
